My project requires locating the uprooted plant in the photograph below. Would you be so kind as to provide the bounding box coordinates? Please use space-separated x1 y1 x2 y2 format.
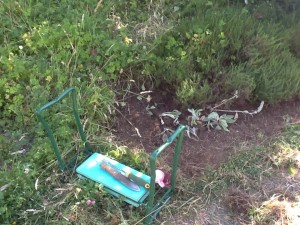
203 112 238 132
159 91 264 138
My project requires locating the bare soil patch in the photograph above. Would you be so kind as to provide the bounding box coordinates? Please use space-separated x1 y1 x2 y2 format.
112 90 300 178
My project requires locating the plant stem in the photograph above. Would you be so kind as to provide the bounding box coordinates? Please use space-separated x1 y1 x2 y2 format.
214 101 265 115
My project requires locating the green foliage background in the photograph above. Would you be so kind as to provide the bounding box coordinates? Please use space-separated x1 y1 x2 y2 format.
0 0 300 224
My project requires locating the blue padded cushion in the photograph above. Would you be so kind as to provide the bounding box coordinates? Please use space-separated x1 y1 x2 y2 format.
76 153 151 205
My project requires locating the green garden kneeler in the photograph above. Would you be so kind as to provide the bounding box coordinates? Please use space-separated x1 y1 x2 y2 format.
35 87 186 224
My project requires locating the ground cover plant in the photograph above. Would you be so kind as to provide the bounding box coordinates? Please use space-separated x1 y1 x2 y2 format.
1 0 300 224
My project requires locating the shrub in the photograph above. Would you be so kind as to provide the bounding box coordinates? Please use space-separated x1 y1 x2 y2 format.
289 26 300 58
142 4 258 105
141 0 300 105
224 65 256 101
243 28 300 102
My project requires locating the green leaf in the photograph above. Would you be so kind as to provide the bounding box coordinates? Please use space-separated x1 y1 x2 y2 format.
0 206 6 214
207 112 219 121
288 166 297 176
220 114 233 119
219 119 228 128
220 114 236 123
226 119 236 124
215 125 222 130
206 1 213 6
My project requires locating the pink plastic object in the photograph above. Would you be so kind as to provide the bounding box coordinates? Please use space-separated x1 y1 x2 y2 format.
155 170 171 188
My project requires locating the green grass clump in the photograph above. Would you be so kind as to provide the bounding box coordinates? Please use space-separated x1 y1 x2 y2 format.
140 0 300 105
0 0 116 130
242 27 300 102
289 26 300 58
0 0 140 223
194 126 300 195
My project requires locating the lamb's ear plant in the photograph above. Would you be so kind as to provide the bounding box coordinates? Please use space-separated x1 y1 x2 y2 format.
160 107 238 136
159 110 181 125
187 108 203 126
202 112 237 132
186 126 198 138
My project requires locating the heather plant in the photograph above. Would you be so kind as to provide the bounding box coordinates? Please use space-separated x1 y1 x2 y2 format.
242 27 300 102
289 26 300 58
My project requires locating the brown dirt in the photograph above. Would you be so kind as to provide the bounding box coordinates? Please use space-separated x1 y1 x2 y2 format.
112 90 300 178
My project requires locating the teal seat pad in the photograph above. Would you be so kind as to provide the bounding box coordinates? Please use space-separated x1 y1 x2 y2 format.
76 153 151 206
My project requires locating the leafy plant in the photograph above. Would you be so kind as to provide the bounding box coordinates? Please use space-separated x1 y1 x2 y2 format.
160 108 238 134
186 126 199 138
203 112 237 132
160 110 182 125
187 108 203 126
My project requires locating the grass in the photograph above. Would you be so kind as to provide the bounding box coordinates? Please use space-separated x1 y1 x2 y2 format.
156 124 300 224
21 122 295 225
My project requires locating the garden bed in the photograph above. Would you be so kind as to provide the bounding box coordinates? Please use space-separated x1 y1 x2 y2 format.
113 89 300 177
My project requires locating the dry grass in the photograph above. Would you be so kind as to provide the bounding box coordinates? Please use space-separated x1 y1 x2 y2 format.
253 196 300 225
153 125 300 225
133 0 174 42
225 188 253 215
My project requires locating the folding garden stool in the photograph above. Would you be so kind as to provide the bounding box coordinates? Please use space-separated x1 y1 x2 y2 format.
35 87 186 224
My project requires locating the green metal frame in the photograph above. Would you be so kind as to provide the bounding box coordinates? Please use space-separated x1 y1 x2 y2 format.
143 124 185 224
35 87 93 171
35 87 186 224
